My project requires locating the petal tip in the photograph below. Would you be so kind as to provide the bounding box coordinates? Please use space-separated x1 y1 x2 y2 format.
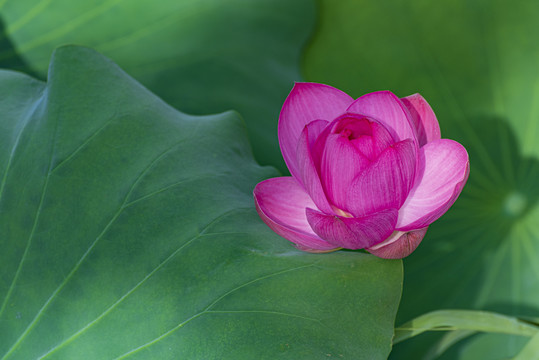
401 93 441 145
367 227 427 259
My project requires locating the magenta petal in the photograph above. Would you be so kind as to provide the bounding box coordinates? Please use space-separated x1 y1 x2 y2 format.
366 227 428 259
296 120 334 214
347 139 417 217
320 133 371 212
401 94 441 147
347 91 417 143
306 208 398 249
279 83 354 179
350 120 395 160
254 177 338 251
396 139 470 231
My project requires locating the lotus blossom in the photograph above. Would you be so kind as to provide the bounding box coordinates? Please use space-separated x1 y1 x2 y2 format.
253 83 469 259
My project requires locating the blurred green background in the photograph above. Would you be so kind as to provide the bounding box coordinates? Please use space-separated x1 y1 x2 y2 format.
1 0 538 359
304 1 539 358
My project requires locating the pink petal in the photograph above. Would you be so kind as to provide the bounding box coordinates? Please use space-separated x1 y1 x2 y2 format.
347 139 417 217
366 227 428 259
347 91 417 143
296 120 334 214
306 207 398 249
310 119 333 169
350 121 395 160
396 139 469 230
279 83 354 179
331 113 396 160
254 177 338 251
319 132 371 212
401 94 441 147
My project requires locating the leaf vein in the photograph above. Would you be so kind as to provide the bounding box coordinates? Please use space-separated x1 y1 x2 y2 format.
10 0 127 58
123 173 230 208
3 139 186 358
49 113 117 173
3 0 52 37
1 93 58 360
36 207 252 359
205 309 322 324
113 264 316 359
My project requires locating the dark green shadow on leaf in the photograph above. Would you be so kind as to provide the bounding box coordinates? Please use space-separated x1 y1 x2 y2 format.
0 15 38 77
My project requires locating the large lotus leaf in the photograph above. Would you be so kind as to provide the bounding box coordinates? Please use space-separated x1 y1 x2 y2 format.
304 0 539 358
0 0 315 173
0 46 402 359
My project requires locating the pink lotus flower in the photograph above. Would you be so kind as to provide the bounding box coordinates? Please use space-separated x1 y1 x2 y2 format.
254 83 469 259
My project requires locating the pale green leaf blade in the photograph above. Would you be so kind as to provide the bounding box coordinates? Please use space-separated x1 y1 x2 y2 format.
394 310 538 344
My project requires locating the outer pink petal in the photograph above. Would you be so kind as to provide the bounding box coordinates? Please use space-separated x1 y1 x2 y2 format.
296 120 334 214
366 227 428 259
401 94 441 147
254 177 338 251
346 91 417 143
279 83 354 179
306 207 398 249
347 139 417 217
396 139 469 231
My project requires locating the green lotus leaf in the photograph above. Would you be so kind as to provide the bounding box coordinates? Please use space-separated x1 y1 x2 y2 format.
0 46 402 360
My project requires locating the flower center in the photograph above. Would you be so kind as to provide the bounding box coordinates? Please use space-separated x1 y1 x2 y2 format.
332 205 353 218
335 117 373 140
329 114 395 162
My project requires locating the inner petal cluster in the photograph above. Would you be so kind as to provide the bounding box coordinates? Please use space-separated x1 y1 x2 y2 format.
334 116 395 161
310 113 415 219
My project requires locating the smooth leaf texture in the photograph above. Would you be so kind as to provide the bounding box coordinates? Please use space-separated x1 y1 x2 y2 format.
304 0 539 358
0 0 315 173
0 46 403 359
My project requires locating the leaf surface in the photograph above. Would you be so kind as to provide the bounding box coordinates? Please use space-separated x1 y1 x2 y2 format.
0 46 402 360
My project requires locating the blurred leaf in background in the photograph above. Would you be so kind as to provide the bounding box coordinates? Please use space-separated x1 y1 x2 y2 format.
0 15 34 76
0 45 403 359
304 0 539 358
0 0 314 173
